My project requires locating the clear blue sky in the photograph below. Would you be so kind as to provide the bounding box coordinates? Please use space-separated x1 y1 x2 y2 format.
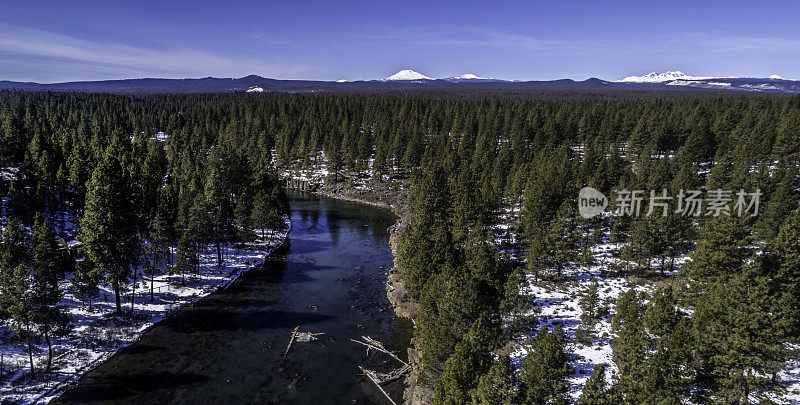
2 0 800 82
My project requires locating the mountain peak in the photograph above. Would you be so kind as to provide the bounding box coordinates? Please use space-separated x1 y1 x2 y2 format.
618 70 697 83
453 73 485 80
384 69 433 81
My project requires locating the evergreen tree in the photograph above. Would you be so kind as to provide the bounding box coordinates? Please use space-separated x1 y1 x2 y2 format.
611 289 647 401
251 189 274 240
769 208 800 338
396 167 454 298
518 324 571 405
471 356 515 405
433 319 495 405
30 214 71 372
234 193 255 243
70 259 101 310
79 146 139 315
577 364 618 405
579 277 602 325
2 264 36 376
0 216 28 273
143 214 169 301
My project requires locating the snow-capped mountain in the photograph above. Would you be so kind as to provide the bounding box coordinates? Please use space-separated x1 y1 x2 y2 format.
3 70 800 93
443 73 507 83
384 70 434 81
617 71 705 83
613 70 800 92
452 73 488 80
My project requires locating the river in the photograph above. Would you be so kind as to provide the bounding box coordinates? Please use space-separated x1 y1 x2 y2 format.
54 191 412 404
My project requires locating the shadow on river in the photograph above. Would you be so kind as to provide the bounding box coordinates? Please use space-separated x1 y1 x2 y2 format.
53 191 413 405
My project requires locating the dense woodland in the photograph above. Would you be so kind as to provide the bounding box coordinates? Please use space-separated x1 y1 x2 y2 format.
0 90 799 403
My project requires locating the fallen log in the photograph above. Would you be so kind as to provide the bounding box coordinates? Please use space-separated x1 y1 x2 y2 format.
283 326 300 358
350 336 408 367
359 366 397 405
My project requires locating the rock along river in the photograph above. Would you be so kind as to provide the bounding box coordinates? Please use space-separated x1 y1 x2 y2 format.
54 191 413 405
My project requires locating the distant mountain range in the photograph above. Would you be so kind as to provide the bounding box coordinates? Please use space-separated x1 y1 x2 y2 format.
2 70 799 93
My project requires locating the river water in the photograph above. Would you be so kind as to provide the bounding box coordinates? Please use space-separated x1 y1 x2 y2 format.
54 191 412 404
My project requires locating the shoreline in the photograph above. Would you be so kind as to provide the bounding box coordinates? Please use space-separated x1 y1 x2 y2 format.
295 179 433 405
13 218 293 405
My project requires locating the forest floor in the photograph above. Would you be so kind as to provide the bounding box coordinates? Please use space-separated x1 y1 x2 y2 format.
0 217 291 405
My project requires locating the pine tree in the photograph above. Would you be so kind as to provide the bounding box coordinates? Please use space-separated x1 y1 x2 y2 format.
0 216 28 317
611 289 647 401
79 146 139 315
682 215 751 287
641 286 691 402
518 324 571 405
2 264 36 376
770 208 800 338
30 214 71 372
1 217 28 269
528 201 579 279
756 167 798 241
251 189 273 240
499 268 537 339
578 364 617 405
396 167 454 298
579 277 602 325
234 193 255 244
692 266 786 403
70 259 100 310
471 356 515 405
143 214 169 301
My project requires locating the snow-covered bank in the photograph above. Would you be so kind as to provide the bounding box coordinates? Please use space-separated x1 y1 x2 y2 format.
0 217 290 404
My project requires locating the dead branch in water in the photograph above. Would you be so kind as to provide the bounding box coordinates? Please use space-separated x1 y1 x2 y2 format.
359 366 398 405
283 326 300 358
350 336 408 367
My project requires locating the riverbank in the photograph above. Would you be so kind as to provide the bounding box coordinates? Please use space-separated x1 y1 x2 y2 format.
297 176 435 405
0 218 291 404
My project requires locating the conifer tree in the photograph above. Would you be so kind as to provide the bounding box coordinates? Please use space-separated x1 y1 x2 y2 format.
70 259 100 310
234 193 255 244
433 319 495 405
611 289 647 400
251 189 273 240
2 264 35 376
578 364 617 405
396 166 454 298
143 214 169 301
518 324 571 405
770 208 800 338
31 214 70 372
471 356 515 405
0 217 28 311
79 146 139 315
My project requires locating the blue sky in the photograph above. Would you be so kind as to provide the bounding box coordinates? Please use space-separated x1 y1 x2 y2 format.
2 0 800 82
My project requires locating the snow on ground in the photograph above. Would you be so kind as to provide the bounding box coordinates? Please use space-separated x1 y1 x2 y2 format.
508 240 650 401
0 218 290 404
0 167 20 182
777 346 800 403
504 225 800 404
